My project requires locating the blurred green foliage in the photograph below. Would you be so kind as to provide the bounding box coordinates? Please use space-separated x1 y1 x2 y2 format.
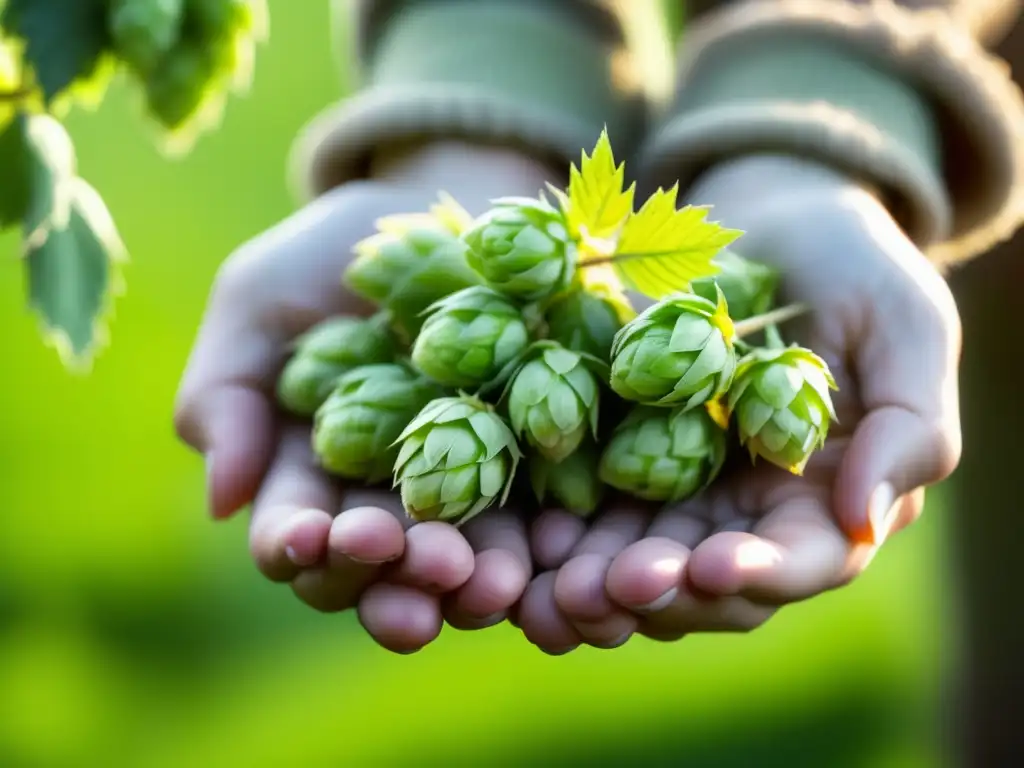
0 5 955 767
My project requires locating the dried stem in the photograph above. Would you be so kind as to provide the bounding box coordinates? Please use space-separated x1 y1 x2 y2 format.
733 303 808 339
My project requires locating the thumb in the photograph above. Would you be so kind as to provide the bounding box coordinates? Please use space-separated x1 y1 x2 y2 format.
835 262 963 546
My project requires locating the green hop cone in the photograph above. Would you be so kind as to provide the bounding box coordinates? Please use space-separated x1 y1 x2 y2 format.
143 39 216 130
276 315 397 416
312 363 439 482
187 0 264 38
610 289 737 410
529 445 604 517
185 0 268 91
544 285 627 362
110 0 185 73
691 249 779 321
411 286 530 387
346 212 481 340
728 345 838 475
462 196 577 301
506 344 601 463
599 406 727 502
393 395 522 525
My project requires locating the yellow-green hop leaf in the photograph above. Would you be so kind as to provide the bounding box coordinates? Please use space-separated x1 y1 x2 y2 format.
544 285 625 362
276 315 396 416
463 196 577 302
411 286 530 388
110 0 185 73
690 249 779 321
393 395 522 525
506 344 602 463
610 289 737 411
562 127 635 240
346 215 480 340
613 185 742 299
598 405 726 502
728 346 838 475
312 363 440 482
529 444 604 517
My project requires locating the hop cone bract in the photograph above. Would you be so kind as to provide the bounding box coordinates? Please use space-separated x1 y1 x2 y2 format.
507 345 600 462
276 315 396 416
545 286 625 362
411 286 530 387
463 197 577 301
346 217 480 339
610 291 737 410
393 396 522 525
312 364 439 482
599 406 727 502
691 249 778 321
728 346 838 474
530 445 604 517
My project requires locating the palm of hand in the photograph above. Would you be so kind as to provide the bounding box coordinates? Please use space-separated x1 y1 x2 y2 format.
512 158 962 653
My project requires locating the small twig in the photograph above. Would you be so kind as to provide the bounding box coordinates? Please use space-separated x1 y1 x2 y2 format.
733 303 808 339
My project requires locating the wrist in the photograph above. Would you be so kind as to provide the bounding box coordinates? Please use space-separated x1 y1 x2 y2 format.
685 153 906 252
369 140 563 214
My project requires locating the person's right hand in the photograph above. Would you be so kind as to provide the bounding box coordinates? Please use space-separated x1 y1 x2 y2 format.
173 140 559 653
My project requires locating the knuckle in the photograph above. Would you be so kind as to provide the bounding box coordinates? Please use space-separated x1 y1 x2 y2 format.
210 244 265 306
925 419 963 482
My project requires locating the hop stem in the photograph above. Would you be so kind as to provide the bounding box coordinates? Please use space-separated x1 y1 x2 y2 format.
732 303 808 339
0 87 30 103
765 324 785 349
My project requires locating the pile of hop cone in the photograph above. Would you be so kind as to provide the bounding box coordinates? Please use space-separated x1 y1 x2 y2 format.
275 131 838 526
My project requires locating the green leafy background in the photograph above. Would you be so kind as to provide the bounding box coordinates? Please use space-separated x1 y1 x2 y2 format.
0 5 956 767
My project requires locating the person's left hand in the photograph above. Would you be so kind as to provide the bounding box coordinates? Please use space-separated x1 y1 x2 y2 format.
513 153 964 653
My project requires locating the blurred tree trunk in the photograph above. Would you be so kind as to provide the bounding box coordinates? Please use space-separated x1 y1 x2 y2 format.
945 23 1024 767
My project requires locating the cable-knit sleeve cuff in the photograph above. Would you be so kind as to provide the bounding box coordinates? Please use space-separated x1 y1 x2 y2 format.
289 0 646 201
634 0 1024 266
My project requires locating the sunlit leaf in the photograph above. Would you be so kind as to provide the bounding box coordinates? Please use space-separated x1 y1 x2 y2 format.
1 0 111 104
25 176 127 371
613 185 742 299
564 127 634 241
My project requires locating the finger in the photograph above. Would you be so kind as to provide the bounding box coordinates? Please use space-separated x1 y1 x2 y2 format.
388 522 475 593
636 592 775 639
605 509 773 638
554 506 651 647
687 494 865 604
249 426 339 582
838 264 962 545
605 537 690 613
290 505 408 613
444 511 532 629
173 188 386 519
530 509 588 569
358 583 443 654
516 572 582 654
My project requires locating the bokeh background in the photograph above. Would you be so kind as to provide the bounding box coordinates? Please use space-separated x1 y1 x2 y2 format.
0 4 986 767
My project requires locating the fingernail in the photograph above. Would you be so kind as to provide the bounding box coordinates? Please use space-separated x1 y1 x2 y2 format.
475 611 506 628
634 587 678 613
538 644 578 656
868 483 899 545
595 632 632 650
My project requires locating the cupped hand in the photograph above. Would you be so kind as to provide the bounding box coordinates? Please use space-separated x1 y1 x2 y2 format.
173 141 557 652
515 153 963 651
